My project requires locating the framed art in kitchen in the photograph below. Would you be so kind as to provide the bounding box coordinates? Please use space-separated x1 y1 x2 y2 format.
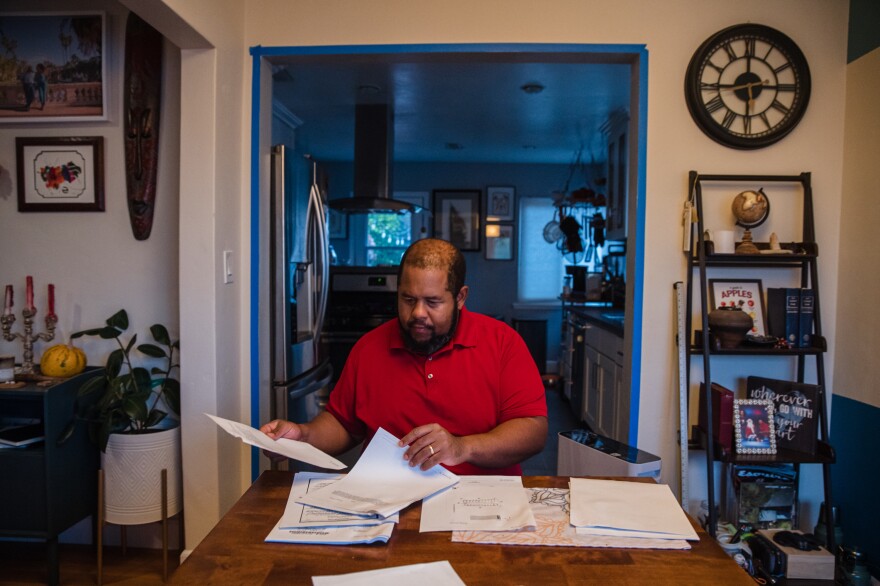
486 186 515 221
16 137 105 212
708 278 766 337
0 12 107 122
433 190 480 251
485 224 514 260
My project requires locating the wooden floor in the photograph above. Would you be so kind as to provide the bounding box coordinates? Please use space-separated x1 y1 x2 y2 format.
0 542 179 585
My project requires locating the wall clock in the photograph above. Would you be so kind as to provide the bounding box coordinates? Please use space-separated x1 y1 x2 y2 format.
684 23 811 149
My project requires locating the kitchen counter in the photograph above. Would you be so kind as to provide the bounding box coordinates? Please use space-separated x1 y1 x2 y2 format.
568 306 625 337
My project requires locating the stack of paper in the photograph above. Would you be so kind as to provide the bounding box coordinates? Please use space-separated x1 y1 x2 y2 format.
569 478 698 542
266 472 398 545
296 427 459 519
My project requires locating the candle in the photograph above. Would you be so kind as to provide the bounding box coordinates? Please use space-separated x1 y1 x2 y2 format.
47 284 56 318
3 285 11 316
26 276 34 312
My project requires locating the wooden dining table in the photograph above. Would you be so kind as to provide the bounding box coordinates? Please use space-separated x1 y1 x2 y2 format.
170 471 754 585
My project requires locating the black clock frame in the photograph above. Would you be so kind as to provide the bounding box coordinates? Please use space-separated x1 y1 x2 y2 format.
685 23 811 150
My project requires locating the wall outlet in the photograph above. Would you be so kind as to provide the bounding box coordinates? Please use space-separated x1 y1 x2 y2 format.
223 250 233 284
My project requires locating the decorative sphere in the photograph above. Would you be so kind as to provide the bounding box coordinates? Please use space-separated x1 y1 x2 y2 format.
732 189 769 227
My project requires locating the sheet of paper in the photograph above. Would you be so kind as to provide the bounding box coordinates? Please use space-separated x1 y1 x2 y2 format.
420 475 535 532
278 472 398 528
452 487 690 550
312 561 466 586
568 478 698 541
296 427 459 519
205 413 346 470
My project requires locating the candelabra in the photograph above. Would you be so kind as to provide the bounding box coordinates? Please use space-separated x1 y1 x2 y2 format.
1 308 57 375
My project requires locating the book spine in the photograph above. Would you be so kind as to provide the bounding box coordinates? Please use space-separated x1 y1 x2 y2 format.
767 288 800 346
799 288 815 348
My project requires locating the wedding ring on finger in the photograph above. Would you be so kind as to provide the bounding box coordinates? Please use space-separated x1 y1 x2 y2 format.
428 445 435 456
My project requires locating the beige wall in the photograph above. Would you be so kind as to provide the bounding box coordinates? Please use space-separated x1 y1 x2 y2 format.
0 0 850 550
836 47 880 408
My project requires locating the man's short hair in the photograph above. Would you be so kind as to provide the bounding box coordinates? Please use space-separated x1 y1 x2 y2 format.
398 238 466 296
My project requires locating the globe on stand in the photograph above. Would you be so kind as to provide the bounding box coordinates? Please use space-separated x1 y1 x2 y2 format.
731 188 770 254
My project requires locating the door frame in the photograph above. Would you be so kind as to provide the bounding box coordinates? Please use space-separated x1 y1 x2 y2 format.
248 43 648 479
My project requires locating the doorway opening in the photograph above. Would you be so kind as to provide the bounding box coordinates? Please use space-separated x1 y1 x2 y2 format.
249 43 647 479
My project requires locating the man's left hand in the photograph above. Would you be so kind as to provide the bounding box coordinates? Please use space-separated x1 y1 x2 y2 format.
399 423 466 471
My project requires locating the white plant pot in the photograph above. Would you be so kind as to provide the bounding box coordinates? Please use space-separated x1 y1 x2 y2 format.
101 425 182 525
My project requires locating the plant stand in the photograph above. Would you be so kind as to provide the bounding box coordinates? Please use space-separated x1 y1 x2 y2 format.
97 467 184 584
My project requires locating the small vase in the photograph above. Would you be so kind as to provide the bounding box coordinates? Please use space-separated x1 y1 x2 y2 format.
708 306 753 349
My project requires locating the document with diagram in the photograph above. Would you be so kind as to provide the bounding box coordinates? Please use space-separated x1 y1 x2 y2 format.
419 475 536 532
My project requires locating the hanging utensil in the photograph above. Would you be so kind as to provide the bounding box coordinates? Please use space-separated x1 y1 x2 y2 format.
543 207 562 243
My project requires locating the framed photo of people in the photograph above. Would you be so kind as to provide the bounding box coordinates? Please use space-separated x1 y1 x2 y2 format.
485 186 514 222
0 12 108 122
733 399 777 455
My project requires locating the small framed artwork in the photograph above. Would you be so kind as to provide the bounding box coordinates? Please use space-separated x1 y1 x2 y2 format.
16 137 105 212
328 208 347 239
485 224 514 260
708 279 766 337
433 190 480 251
0 12 108 123
486 186 515 221
734 399 777 455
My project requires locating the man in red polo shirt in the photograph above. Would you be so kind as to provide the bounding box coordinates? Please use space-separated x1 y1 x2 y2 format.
262 238 547 475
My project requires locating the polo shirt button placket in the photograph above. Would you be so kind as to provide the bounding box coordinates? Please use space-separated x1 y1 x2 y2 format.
427 356 433 381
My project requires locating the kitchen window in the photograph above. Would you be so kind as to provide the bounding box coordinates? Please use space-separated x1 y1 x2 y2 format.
364 192 429 266
518 197 603 302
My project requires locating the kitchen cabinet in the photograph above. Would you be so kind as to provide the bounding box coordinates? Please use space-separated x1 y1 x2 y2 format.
603 112 629 242
582 321 625 441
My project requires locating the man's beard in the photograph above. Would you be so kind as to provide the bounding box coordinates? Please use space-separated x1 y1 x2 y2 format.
399 305 460 355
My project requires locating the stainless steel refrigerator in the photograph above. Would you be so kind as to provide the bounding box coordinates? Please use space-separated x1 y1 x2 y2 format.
269 145 332 432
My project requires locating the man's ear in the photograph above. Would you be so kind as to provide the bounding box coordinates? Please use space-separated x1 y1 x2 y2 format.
456 285 469 309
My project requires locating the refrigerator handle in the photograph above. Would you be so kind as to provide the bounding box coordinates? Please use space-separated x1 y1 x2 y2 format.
307 164 329 349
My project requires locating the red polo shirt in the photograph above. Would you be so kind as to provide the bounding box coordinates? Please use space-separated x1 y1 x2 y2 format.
326 306 547 475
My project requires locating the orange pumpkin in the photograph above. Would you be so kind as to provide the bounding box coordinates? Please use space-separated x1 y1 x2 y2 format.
40 344 87 377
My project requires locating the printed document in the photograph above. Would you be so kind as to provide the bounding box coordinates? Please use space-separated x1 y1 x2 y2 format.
568 478 698 541
312 561 466 586
420 475 536 532
296 427 459 519
278 472 399 528
205 414 346 470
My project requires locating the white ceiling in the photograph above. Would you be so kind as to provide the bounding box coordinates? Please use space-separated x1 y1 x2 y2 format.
268 51 632 165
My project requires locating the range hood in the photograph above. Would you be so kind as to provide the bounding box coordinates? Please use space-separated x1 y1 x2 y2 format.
328 103 420 214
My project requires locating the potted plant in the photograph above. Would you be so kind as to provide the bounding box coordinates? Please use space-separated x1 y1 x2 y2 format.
71 309 182 526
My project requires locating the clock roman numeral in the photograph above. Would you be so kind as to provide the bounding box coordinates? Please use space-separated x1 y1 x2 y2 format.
770 100 790 115
722 42 737 62
700 82 721 91
705 95 725 114
744 38 756 58
759 112 771 129
775 83 796 92
707 60 724 74
774 62 792 74
743 115 752 134
722 110 737 129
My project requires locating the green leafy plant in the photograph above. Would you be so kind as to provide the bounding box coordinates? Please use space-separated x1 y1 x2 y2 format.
70 309 180 452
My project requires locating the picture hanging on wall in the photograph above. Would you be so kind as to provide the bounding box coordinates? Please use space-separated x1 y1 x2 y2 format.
486 186 515 221
433 190 480 251
0 12 107 122
16 136 105 212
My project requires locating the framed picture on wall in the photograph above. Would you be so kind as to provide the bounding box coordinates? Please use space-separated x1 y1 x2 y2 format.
485 186 514 221
0 12 108 123
433 190 480 251
485 224 514 260
16 136 105 212
328 209 347 239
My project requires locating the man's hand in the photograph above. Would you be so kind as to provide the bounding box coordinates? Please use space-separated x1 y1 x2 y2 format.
259 419 306 463
399 417 547 472
399 423 466 471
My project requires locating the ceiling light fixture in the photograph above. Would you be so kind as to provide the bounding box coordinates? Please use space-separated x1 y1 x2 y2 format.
445 142 464 150
520 82 545 94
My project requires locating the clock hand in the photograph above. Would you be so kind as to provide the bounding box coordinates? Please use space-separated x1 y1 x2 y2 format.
722 79 769 91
